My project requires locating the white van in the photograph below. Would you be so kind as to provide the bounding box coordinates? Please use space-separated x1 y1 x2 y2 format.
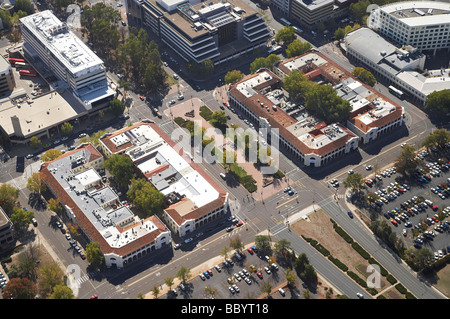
220 173 226 179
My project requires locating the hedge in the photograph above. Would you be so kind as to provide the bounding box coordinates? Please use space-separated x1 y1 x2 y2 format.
366 287 378 296
351 242 370 259
199 105 213 121
328 256 349 272
386 274 397 285
347 271 367 288
405 292 417 299
368 258 388 277
395 283 407 294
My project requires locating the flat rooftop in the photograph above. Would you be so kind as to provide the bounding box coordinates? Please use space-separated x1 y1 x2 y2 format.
20 10 104 77
382 1 450 25
0 89 87 138
42 145 167 251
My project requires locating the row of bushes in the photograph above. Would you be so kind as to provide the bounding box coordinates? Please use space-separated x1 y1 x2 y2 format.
302 236 330 257
330 218 419 299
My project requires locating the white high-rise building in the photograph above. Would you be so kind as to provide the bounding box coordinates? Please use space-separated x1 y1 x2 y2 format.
367 1 450 54
20 10 115 110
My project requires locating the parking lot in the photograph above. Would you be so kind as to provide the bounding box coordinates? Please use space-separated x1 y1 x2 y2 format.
168 247 288 299
364 149 450 262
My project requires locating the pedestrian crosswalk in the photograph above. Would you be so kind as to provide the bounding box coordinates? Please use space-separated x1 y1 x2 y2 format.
75 271 98 285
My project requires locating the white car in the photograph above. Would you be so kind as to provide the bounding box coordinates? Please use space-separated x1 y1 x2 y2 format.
348 170 354 175
356 292 364 299
65 233 71 240
278 288 285 296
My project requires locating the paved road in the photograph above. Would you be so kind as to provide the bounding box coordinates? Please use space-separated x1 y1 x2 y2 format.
319 197 445 299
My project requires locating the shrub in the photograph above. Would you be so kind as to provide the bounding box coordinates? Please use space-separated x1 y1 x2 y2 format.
351 242 370 259
386 274 397 285
395 283 407 294
328 256 348 272
347 271 367 288
199 105 213 121
405 292 416 299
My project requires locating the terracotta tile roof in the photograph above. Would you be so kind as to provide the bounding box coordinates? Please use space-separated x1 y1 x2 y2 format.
229 71 357 157
40 143 170 257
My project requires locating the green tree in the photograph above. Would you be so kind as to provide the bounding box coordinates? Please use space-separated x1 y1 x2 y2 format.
48 198 62 215
109 99 125 115
220 246 231 261
425 90 450 115
42 149 63 162
300 264 317 284
26 172 47 195
343 173 364 193
274 238 291 259
275 26 296 48
305 85 352 123
285 268 297 286
421 129 450 152
210 110 228 129
151 286 160 299
38 262 65 298
29 136 41 149
127 178 165 216
294 253 309 274
250 54 280 73
261 281 272 298
254 235 272 254
85 242 104 267
334 28 346 41
283 69 317 102
48 285 74 299
349 0 370 24
176 266 191 283
14 0 34 14
10 206 34 232
229 236 244 254
394 144 421 176
286 39 312 58
224 70 244 84
104 154 135 187
0 183 20 214
352 67 376 86
61 122 74 136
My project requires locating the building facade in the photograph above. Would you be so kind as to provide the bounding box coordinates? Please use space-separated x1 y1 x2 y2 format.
343 27 450 105
126 0 270 66
40 143 171 269
20 10 115 109
99 121 229 237
0 55 15 97
0 206 14 249
367 1 450 54
290 0 335 27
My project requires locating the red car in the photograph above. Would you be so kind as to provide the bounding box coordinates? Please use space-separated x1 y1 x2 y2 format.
235 221 243 227
207 269 213 276
139 95 145 101
256 271 263 279
432 206 439 211
223 102 228 106
247 247 254 255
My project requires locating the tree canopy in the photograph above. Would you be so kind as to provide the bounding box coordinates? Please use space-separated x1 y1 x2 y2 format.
85 242 104 267
425 90 450 116
250 54 280 74
352 67 376 86
305 85 352 123
283 69 317 102
104 154 135 188
224 70 245 84
109 99 125 115
275 26 296 48
0 183 20 214
286 39 312 58
42 149 63 162
394 144 421 176
127 178 165 216
421 129 450 151
343 173 364 192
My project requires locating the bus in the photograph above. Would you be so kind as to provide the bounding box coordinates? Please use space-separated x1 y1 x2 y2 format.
8 58 26 65
19 69 37 77
292 26 303 34
15 62 31 69
268 45 282 55
388 85 404 99
280 18 292 26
